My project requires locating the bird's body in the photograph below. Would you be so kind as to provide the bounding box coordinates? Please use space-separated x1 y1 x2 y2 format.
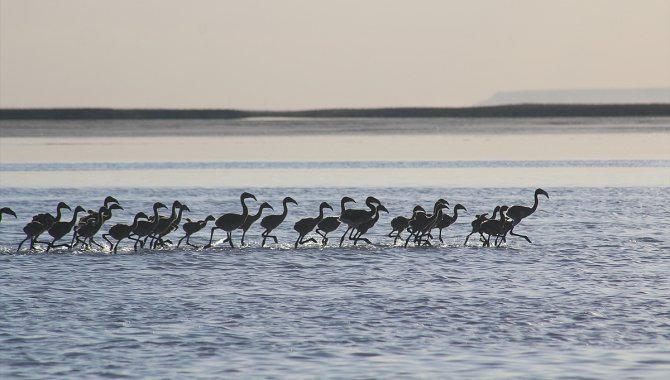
404 200 449 247
436 204 467 244
464 206 500 246
339 196 382 247
152 201 190 248
351 204 388 245
177 215 215 248
388 205 425 245
479 206 510 247
44 205 86 252
502 188 549 244
294 202 333 248
260 197 297 247
316 196 355 245
239 202 273 245
205 192 257 248
18 202 71 252
103 212 150 254
131 202 167 251
72 196 122 249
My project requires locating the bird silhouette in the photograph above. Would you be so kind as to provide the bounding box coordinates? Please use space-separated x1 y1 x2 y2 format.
502 188 549 244
338 196 382 247
294 202 333 248
435 204 467 244
260 197 297 247
177 215 215 248
43 205 86 252
316 196 355 245
205 192 257 248
239 202 273 246
103 212 150 254
388 205 424 245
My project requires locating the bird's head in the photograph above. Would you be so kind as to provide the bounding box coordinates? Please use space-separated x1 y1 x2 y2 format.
57 202 72 211
242 192 257 201
536 188 549 199
284 196 298 206
1 207 17 218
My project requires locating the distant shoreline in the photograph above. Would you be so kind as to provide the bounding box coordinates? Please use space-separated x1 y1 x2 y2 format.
1 104 670 120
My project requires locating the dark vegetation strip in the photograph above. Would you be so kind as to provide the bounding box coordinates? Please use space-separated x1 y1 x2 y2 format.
1 104 670 120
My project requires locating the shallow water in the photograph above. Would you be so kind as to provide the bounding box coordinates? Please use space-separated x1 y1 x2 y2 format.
1 186 669 378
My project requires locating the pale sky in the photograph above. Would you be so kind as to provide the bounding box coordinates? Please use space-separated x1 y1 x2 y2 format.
1 0 669 109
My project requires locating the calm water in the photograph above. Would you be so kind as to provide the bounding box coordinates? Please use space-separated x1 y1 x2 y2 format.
1 184 669 379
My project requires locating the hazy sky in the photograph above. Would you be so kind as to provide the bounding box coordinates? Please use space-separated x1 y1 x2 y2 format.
1 0 669 109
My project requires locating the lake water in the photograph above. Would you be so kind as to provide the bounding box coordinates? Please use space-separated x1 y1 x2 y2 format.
1 118 669 378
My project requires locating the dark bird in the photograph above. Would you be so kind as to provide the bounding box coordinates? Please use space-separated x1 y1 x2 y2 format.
435 204 467 244
338 196 382 247
464 206 500 246
18 202 71 252
77 196 120 229
73 204 124 249
152 201 190 248
260 196 298 247
388 205 424 245
239 202 273 246
351 204 388 245
479 205 510 247
502 188 549 244
131 202 167 250
103 212 150 254
316 196 355 246
43 205 86 252
177 215 215 248
0 207 17 223
404 200 449 247
294 202 333 248
205 192 257 248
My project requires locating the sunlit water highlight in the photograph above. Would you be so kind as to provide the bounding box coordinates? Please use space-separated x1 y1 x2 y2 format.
1 185 668 378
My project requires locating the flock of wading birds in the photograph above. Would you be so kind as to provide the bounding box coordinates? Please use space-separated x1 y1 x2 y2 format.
0 188 549 253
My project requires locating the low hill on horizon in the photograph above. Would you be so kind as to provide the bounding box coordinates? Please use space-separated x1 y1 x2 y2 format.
479 88 670 106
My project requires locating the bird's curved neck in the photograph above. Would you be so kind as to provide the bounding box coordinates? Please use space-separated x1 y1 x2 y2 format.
151 206 162 225
317 205 328 220
281 200 290 218
55 206 66 221
169 204 179 220
340 199 349 214
175 207 186 223
68 209 82 226
531 193 541 212
132 214 145 229
240 197 250 218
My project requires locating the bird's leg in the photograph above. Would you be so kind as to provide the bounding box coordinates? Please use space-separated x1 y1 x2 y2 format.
300 236 317 245
227 232 234 248
203 227 218 249
339 228 351 247
508 226 532 244
240 230 247 246
177 235 186 248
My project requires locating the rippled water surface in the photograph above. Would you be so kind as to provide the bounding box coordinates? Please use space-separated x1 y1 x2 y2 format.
1 185 669 379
